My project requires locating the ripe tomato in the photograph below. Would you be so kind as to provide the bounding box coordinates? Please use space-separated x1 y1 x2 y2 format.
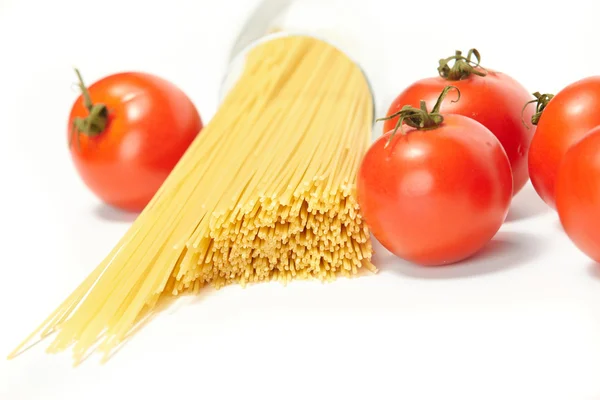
556 126 600 262
383 49 534 196
68 69 202 212
528 76 600 209
358 87 513 266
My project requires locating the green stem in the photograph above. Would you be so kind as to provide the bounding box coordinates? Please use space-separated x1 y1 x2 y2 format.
69 68 109 149
438 48 487 81
75 68 93 111
521 92 554 128
376 86 461 146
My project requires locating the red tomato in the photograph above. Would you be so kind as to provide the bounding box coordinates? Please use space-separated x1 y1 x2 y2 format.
528 76 600 209
383 49 534 196
68 69 202 212
556 126 600 262
358 88 513 266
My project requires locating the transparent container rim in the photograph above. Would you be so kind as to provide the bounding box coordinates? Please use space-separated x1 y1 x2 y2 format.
218 31 377 126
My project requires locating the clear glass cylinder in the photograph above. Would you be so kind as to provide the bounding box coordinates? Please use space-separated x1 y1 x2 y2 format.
218 0 387 136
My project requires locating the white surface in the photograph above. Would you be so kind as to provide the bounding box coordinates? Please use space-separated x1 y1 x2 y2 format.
2 0 600 399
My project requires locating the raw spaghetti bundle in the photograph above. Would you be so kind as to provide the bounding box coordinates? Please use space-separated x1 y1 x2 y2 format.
9 35 375 363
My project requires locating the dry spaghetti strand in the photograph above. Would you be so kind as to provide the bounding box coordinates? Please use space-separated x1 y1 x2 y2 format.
8 35 375 363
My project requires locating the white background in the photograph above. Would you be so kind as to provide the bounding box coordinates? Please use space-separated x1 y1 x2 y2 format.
2 0 600 399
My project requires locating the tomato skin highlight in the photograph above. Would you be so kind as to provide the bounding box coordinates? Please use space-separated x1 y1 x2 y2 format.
357 114 513 266
528 76 600 209
383 71 534 196
556 126 600 262
68 72 202 212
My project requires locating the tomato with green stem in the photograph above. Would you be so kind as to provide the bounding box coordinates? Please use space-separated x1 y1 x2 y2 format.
526 76 600 209
383 48 534 196
357 86 513 266
68 69 202 212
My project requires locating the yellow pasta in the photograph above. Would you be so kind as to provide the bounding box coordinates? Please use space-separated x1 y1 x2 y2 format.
8 35 375 364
